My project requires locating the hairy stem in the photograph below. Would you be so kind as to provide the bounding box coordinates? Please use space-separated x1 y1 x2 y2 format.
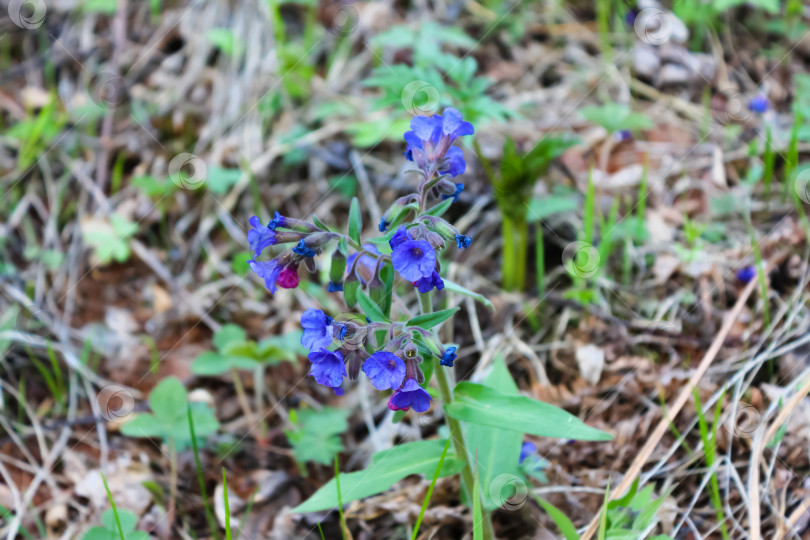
418 293 494 540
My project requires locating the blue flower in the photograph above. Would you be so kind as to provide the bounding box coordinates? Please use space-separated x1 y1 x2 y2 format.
248 216 277 257
388 379 432 413
519 441 537 464
379 217 388 232
362 351 406 390
737 265 756 284
455 234 472 249
300 309 334 351
268 211 286 230
389 227 436 282
336 323 347 340
249 259 282 294
415 270 444 293
404 108 474 177
347 244 381 284
441 182 464 202
292 239 316 258
749 94 769 114
328 281 343 292
308 348 346 394
440 346 457 367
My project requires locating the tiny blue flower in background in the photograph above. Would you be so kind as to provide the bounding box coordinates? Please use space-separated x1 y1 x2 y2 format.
455 234 472 249
440 346 457 367
441 182 464 202
248 216 277 257
749 94 769 114
625 9 638 25
390 226 436 282
415 270 444 293
362 351 406 390
388 379 432 412
308 348 346 394
300 308 334 351
268 211 286 230
519 441 537 464
328 281 343 292
378 217 388 232
737 265 756 284
612 129 633 143
249 259 282 294
292 239 316 257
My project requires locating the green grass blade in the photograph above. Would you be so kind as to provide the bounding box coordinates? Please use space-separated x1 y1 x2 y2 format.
412 437 451 540
101 472 127 540
188 404 220 540
472 464 483 540
335 454 347 540
222 468 233 540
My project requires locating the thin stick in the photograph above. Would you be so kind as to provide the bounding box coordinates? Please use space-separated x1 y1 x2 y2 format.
579 275 758 540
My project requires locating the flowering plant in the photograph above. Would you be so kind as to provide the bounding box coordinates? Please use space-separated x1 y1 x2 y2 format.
246 109 610 539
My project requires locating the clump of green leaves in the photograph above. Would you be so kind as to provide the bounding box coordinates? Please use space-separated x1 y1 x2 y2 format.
121 377 219 450
580 104 652 136
82 509 149 540
191 324 303 376
490 135 578 291
81 214 138 265
285 406 349 467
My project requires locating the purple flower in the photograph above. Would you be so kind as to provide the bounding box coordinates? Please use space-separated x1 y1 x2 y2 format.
308 348 346 393
404 108 474 178
389 227 436 282
749 94 769 114
249 259 282 293
737 265 756 284
441 182 464 202
455 234 472 249
300 309 334 351
346 244 381 284
519 441 537 464
362 351 406 390
414 270 444 293
388 379 432 413
277 264 300 289
440 346 457 367
268 211 287 230
248 216 277 257
292 239 317 258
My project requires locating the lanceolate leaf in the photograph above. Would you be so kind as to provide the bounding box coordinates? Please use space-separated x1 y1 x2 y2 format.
357 290 388 322
292 439 465 513
348 197 362 245
462 357 522 511
406 307 459 329
442 280 493 309
446 382 612 441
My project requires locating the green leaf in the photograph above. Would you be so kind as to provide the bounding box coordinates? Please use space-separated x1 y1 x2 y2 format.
348 197 362 245
205 167 242 195
406 307 459 330
446 383 612 441
535 497 579 540
526 192 579 223
463 357 522 511
357 290 388 322
442 280 493 309
292 439 465 513
581 104 652 134
285 407 349 465
101 509 137 533
149 377 187 416
213 324 247 350
424 198 454 217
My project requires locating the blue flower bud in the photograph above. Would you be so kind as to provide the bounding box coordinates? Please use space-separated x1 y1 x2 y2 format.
440 346 457 367
292 239 317 258
328 281 343 292
455 234 472 249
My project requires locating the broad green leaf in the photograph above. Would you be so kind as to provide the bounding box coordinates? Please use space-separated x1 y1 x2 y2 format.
357 290 388 322
285 407 349 465
348 197 362 245
580 104 652 134
101 508 137 532
446 383 612 441
213 324 246 350
424 198 454 217
463 357 522 511
406 307 459 330
148 377 187 417
292 439 465 513
526 193 579 223
442 280 493 309
206 167 242 194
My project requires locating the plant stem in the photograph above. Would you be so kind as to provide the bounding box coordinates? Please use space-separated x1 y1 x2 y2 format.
418 294 494 540
502 217 515 290
230 367 255 427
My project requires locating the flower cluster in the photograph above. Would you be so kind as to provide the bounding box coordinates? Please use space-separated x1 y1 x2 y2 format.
247 108 474 411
